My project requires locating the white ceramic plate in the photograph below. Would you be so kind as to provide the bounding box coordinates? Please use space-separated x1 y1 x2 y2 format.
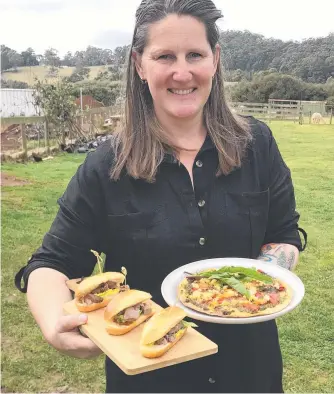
161 257 305 324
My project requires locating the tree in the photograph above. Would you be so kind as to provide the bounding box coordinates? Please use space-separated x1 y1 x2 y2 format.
1 45 11 71
1 46 24 71
73 50 85 68
100 49 113 65
94 65 123 82
43 48 61 67
230 73 332 103
8 50 24 70
226 69 245 82
31 77 78 143
21 47 39 66
113 45 130 67
66 66 90 83
72 80 122 107
230 73 303 102
84 46 104 66
62 51 76 67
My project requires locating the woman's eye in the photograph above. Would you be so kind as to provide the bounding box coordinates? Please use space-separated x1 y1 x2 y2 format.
158 54 173 60
189 53 202 59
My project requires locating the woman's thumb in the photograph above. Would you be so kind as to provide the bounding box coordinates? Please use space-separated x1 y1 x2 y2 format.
57 314 87 333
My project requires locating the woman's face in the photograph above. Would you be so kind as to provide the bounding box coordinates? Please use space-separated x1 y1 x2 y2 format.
136 14 220 120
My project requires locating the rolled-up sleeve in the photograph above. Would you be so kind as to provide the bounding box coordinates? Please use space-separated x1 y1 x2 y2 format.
263 128 304 251
15 151 105 293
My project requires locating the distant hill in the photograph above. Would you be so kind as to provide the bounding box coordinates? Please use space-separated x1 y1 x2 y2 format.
1 31 333 86
219 31 334 83
1 65 110 86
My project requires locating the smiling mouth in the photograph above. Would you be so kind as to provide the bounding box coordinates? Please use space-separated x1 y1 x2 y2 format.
168 88 197 95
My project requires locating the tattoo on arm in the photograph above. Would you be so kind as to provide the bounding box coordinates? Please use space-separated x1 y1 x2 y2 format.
258 243 299 270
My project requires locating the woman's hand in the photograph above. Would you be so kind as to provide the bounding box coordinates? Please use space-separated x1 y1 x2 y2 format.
47 313 103 359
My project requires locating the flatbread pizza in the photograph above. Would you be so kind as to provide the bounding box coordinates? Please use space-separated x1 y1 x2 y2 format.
178 266 292 318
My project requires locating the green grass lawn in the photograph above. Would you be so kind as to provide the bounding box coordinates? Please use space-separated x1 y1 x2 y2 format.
1 122 334 392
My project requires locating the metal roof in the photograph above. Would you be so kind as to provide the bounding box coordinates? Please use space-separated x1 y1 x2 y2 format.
0 88 43 117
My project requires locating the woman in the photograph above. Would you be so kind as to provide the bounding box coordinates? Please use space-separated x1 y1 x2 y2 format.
15 0 306 392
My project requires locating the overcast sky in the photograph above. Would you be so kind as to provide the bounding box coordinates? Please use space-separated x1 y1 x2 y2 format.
1 0 333 56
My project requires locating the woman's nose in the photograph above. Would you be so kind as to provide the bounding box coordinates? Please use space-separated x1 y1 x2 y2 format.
172 59 193 83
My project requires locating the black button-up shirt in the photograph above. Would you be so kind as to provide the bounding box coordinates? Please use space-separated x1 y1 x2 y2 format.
15 117 304 393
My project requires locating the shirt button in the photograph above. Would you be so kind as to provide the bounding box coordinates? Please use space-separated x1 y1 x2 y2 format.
195 160 203 168
198 200 205 207
209 378 216 384
199 237 206 246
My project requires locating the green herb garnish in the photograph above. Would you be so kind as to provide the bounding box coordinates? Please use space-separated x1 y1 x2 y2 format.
199 267 272 284
223 277 251 299
187 266 273 300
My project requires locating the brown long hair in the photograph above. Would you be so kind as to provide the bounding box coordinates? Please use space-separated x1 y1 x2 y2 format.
110 0 252 182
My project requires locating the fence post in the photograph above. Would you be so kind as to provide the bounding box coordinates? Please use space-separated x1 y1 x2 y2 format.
89 112 93 137
62 123 66 145
44 121 50 155
299 103 303 125
309 111 312 124
92 113 96 135
21 124 28 162
330 108 333 125
268 102 271 123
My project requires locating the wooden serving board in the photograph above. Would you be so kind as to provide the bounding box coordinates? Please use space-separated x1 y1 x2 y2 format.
64 279 218 375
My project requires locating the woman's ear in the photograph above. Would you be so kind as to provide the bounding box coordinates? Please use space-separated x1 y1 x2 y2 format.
213 44 221 74
133 51 145 80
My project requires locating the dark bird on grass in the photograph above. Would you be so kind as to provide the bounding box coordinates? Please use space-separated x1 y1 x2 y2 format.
32 152 43 162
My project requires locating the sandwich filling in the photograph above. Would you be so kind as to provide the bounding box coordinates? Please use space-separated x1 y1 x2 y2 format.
153 322 185 346
147 320 197 346
80 281 129 305
113 302 152 325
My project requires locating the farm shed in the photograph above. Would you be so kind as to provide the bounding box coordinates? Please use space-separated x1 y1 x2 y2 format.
0 88 42 117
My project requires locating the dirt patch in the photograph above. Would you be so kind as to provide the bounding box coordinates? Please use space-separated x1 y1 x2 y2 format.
1 386 14 393
1 125 22 152
5 293 19 304
0 172 30 187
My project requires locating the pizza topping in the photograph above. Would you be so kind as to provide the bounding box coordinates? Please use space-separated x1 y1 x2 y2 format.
242 303 260 312
218 289 237 299
269 293 280 306
258 285 277 293
220 310 232 316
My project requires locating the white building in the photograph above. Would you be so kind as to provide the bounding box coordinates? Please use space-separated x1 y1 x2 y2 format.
0 88 43 117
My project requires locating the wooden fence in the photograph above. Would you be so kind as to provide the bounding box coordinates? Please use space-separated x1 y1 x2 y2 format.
229 101 302 122
1 101 332 161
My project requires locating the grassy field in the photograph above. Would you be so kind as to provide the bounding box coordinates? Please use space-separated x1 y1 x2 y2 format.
1 121 334 393
2 65 110 85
